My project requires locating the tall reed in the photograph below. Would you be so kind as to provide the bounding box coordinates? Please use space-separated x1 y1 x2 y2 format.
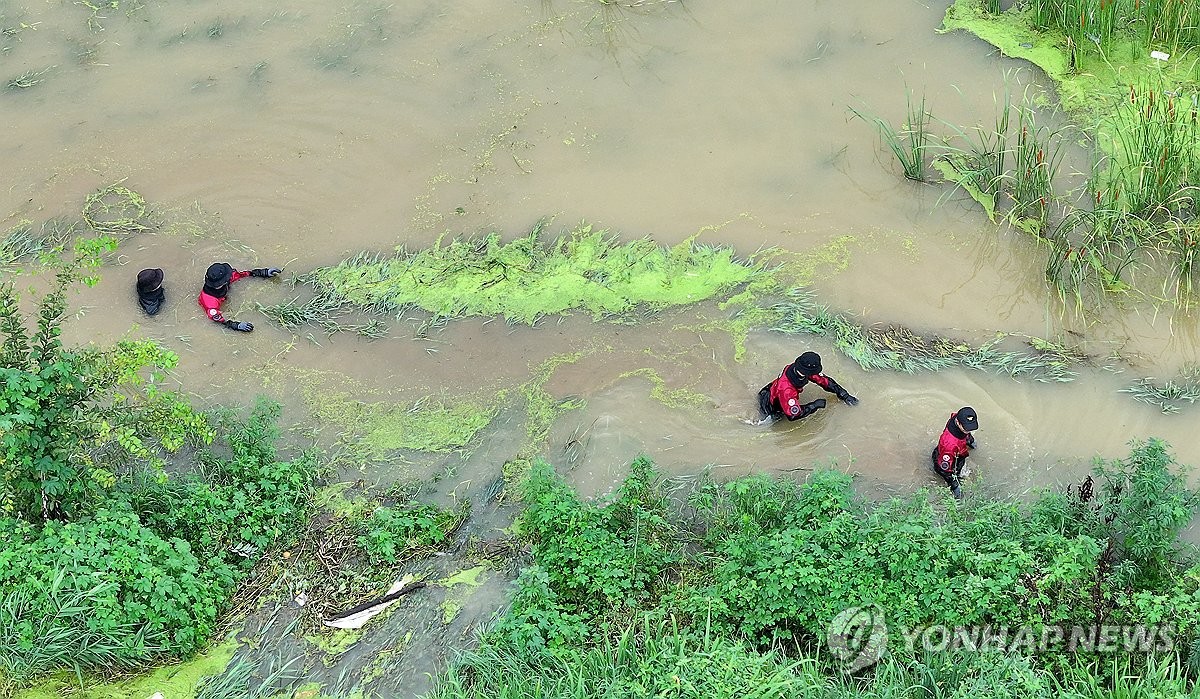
1005 106 1069 228
850 90 932 182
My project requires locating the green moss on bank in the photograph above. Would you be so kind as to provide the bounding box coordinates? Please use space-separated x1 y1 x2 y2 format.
14 638 237 699
941 0 1200 121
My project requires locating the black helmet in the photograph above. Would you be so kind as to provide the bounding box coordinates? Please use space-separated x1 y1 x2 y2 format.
794 352 822 376
205 262 233 287
955 407 979 431
136 268 163 294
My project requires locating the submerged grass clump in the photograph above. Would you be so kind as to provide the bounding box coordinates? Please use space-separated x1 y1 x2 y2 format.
0 218 80 266
769 288 1081 382
280 222 759 333
1120 365 1200 414
82 183 155 236
303 387 499 464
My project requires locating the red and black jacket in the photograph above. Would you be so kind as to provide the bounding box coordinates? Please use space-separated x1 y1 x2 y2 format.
761 364 846 420
933 414 972 475
198 269 251 323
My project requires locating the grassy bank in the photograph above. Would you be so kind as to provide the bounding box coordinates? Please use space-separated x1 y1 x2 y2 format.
428 440 1200 698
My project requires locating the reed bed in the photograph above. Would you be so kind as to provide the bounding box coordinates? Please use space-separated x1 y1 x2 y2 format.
996 0 1200 59
872 80 1200 308
849 90 932 182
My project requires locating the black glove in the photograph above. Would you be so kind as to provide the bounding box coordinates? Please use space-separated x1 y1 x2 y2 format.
250 267 283 278
838 390 859 406
224 320 254 332
967 434 977 449
794 398 827 420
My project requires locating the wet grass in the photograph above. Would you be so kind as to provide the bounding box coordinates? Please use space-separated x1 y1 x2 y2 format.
770 288 1081 382
193 654 304 699
0 218 80 267
1120 364 1200 414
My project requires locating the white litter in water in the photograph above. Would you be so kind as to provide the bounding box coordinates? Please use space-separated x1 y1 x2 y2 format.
1151 50 1170 61
324 575 414 630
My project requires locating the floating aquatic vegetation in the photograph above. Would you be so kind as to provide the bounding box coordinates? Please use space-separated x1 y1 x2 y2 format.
1120 365 1200 414
307 388 498 464
619 368 709 409
280 222 760 335
82 183 155 236
768 288 1081 382
0 218 80 266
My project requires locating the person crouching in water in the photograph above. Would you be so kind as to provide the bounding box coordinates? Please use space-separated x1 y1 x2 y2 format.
136 268 165 315
757 351 859 423
931 406 978 499
198 262 281 332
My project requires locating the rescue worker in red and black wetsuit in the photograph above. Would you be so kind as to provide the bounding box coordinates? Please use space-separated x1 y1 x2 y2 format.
931 406 978 499
757 351 859 422
198 262 281 332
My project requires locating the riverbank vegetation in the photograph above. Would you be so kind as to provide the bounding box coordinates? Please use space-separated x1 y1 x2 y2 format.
0 252 317 693
850 0 1200 310
431 441 1200 698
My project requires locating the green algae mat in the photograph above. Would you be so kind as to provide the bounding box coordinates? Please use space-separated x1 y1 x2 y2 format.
276 223 760 328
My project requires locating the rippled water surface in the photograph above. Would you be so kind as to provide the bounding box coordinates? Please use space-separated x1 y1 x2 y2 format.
3 2 1199 689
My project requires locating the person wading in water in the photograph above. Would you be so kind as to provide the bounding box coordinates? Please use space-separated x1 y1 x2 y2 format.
136 268 165 316
931 406 979 499
198 262 281 332
757 351 859 423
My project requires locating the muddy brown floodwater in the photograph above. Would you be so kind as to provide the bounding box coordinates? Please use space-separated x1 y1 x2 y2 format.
3 0 1200 695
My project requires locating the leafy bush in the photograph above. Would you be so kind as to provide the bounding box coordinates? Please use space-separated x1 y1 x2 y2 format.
486 565 589 654
518 457 679 623
357 500 469 563
0 245 211 522
0 505 232 668
1094 438 1198 588
129 398 316 563
0 399 316 689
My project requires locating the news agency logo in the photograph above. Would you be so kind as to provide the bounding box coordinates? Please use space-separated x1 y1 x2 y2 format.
827 606 1176 673
827 605 888 672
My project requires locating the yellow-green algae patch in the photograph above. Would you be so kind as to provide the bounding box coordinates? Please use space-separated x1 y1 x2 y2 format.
307 223 760 325
619 368 709 409
296 380 500 459
715 237 860 361
438 566 490 624
941 0 1200 121
15 637 237 699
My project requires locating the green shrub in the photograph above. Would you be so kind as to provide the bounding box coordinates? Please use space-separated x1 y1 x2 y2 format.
1094 438 1198 588
129 397 316 564
518 457 679 622
357 500 468 563
486 565 589 655
0 244 211 523
0 505 233 668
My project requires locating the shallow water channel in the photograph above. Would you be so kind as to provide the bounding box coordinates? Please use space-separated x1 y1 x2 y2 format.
3 0 1199 695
